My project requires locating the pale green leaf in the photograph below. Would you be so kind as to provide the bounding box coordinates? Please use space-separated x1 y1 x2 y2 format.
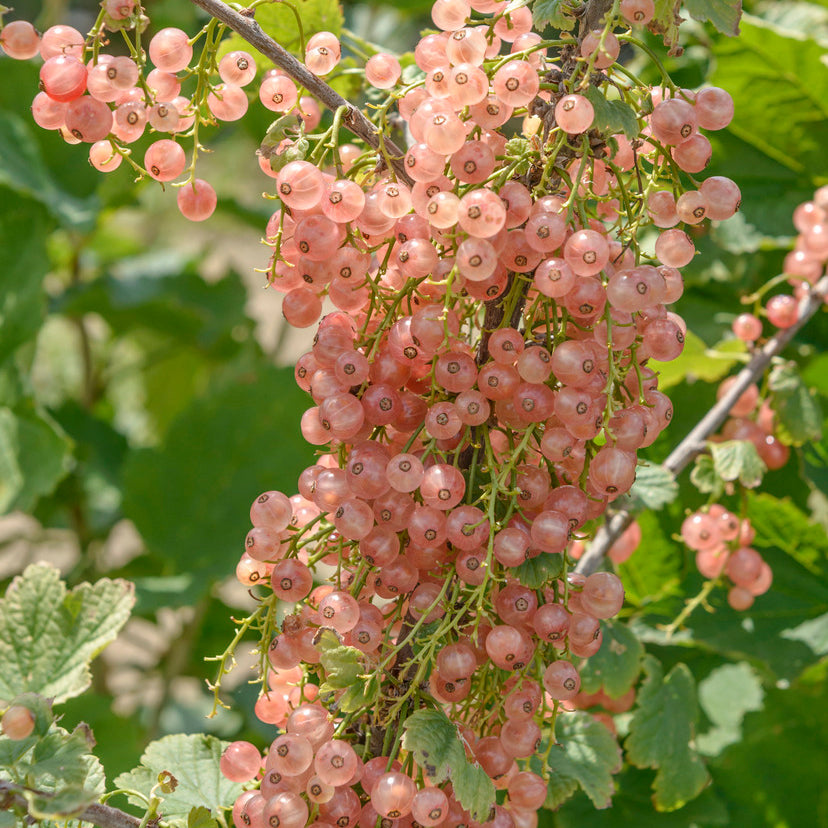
690 454 725 499
579 620 644 699
696 663 764 756
584 87 640 140
115 734 243 824
0 564 134 705
683 0 742 36
709 440 766 488
780 612 828 656
218 0 344 67
535 713 623 809
532 0 577 31
655 332 746 390
625 656 710 811
768 362 823 446
315 628 365 692
622 463 678 510
402 709 495 821
188 805 219 828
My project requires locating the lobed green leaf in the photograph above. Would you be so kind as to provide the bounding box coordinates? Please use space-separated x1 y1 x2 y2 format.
625 656 710 811
579 620 644 699
402 709 495 821
709 440 766 488
0 564 134 705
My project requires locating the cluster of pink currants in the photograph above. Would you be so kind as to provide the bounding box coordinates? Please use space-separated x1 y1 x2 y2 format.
682 507 771 610
222 0 754 822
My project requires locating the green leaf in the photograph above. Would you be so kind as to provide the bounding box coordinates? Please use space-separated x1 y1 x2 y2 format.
648 0 684 54
709 440 766 488
315 628 364 691
536 713 623 809
0 111 97 229
622 463 678 511
218 0 344 68
747 492 828 578
584 87 640 140
780 612 828 656
25 784 99 820
617 511 682 610
683 0 742 36
189 805 219 828
122 366 311 589
655 332 746 390
696 663 764 756
0 563 134 704
338 674 381 714
532 0 577 31
579 620 644 699
512 552 563 589
768 362 823 446
402 709 495 821
115 734 243 824
707 17 828 234
0 191 51 364
0 406 72 514
690 454 725 499
625 656 710 811
554 767 729 828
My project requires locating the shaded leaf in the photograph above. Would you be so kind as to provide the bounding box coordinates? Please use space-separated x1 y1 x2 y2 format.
402 709 495 821
123 367 311 590
768 362 823 446
0 406 72 514
115 734 242 824
0 564 134 705
626 656 709 811
513 552 563 589
579 620 644 699
709 440 766 488
535 713 623 810
584 87 640 140
683 0 741 36
315 628 364 691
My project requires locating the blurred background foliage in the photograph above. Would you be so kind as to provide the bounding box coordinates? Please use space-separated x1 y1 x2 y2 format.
0 0 826 825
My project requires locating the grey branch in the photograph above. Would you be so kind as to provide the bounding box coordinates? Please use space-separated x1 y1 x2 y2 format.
0 782 141 828
188 0 413 185
576 272 828 576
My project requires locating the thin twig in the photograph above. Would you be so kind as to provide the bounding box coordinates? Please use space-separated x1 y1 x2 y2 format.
187 0 413 185
576 273 828 576
0 782 140 828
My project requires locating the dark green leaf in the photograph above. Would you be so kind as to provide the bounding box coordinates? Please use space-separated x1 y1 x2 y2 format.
683 0 742 36
0 406 72 514
626 656 709 811
122 366 311 589
0 563 134 704
0 190 51 364
709 440 766 488
579 620 644 699
617 511 683 610
768 362 823 446
707 16 828 233
536 713 623 809
512 552 563 589
402 709 495 821
584 87 640 140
